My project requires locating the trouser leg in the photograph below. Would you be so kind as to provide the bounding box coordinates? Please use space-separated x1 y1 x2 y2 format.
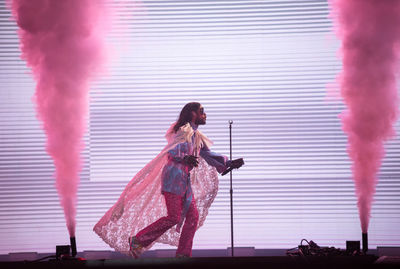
135 192 182 247
176 198 199 257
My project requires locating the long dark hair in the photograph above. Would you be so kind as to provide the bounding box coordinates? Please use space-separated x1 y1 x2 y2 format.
173 102 201 133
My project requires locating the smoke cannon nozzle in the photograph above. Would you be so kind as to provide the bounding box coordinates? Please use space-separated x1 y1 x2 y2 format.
362 233 368 253
70 236 77 257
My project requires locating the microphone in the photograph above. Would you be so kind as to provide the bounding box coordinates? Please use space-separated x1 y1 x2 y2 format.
222 166 234 176
222 158 244 176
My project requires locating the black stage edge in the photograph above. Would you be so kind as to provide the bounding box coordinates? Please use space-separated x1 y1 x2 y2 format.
1 255 399 269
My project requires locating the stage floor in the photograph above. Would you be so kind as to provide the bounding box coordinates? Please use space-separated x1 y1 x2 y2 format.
1 255 400 269
1 249 399 269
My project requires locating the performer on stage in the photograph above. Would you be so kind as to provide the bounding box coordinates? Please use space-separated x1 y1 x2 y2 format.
94 102 243 258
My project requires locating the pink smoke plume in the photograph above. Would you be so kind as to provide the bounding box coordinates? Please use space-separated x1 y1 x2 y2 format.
331 0 400 233
10 0 110 237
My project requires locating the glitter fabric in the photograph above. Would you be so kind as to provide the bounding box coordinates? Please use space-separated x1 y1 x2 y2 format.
93 123 224 254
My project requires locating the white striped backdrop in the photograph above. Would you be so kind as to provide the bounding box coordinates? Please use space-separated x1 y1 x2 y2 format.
1 0 399 254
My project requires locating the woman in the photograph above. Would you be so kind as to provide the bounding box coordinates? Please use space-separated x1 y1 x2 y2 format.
93 102 243 258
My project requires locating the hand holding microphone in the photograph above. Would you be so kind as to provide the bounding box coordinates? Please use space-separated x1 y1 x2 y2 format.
222 158 244 176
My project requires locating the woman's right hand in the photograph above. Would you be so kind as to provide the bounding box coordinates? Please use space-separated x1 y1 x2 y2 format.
183 155 199 167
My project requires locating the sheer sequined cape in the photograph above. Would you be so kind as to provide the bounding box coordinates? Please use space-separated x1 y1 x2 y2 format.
93 123 219 253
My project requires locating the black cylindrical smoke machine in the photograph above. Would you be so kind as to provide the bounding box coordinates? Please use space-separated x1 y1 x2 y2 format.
362 233 368 253
70 236 77 257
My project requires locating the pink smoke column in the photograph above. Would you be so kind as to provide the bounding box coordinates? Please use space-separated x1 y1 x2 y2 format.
331 0 400 233
10 0 110 237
